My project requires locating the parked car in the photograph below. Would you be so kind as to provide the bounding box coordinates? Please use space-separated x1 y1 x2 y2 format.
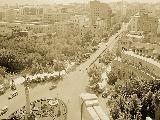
102 91 110 98
11 84 16 91
8 91 18 99
49 85 57 90
42 112 48 117
0 84 5 94
0 106 8 116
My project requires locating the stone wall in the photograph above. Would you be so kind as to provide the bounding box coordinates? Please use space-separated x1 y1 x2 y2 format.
80 93 109 120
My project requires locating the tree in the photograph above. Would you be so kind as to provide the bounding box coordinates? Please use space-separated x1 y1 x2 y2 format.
54 61 66 76
108 72 118 85
84 31 92 42
88 66 102 85
109 77 160 120
99 51 115 65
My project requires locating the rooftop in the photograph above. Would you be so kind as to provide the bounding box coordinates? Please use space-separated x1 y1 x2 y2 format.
127 33 144 39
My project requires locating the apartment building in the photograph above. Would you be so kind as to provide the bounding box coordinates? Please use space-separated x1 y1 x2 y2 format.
21 6 43 16
128 9 158 34
90 0 112 25
54 21 78 37
43 12 70 24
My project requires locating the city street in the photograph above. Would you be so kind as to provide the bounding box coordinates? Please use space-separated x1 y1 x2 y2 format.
0 23 128 120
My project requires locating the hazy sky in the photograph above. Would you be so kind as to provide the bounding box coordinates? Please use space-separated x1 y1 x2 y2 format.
0 0 160 5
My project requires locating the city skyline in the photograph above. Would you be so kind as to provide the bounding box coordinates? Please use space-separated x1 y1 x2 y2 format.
0 0 160 5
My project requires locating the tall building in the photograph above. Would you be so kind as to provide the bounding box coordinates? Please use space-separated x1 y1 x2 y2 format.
90 0 112 25
121 0 127 17
20 6 43 22
21 6 43 16
128 9 158 34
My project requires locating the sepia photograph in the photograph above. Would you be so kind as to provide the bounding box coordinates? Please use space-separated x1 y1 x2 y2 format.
0 0 160 120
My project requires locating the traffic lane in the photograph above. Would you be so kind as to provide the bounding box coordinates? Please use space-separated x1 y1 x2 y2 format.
0 85 24 108
1 69 88 119
1 83 52 119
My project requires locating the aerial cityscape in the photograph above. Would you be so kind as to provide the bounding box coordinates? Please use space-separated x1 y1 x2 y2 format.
0 0 160 120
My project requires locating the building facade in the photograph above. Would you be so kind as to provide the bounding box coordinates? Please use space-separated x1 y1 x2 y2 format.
128 9 158 34
43 12 70 24
90 0 112 26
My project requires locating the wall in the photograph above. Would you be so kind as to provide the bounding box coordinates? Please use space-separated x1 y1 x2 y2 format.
80 93 109 120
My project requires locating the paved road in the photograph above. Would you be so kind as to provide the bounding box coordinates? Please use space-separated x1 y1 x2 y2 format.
0 23 128 120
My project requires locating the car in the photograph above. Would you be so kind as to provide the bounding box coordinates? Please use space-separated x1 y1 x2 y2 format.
102 91 109 98
8 91 18 99
0 84 5 94
49 85 57 90
0 106 8 116
11 85 16 91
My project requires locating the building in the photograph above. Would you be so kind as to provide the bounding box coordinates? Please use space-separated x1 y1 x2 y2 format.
55 21 79 37
128 9 158 34
21 6 43 16
96 18 111 34
68 15 89 27
20 6 43 22
79 25 91 39
43 12 70 24
90 0 112 25
126 31 144 42
0 6 43 22
118 35 133 51
90 24 102 39
121 0 127 17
